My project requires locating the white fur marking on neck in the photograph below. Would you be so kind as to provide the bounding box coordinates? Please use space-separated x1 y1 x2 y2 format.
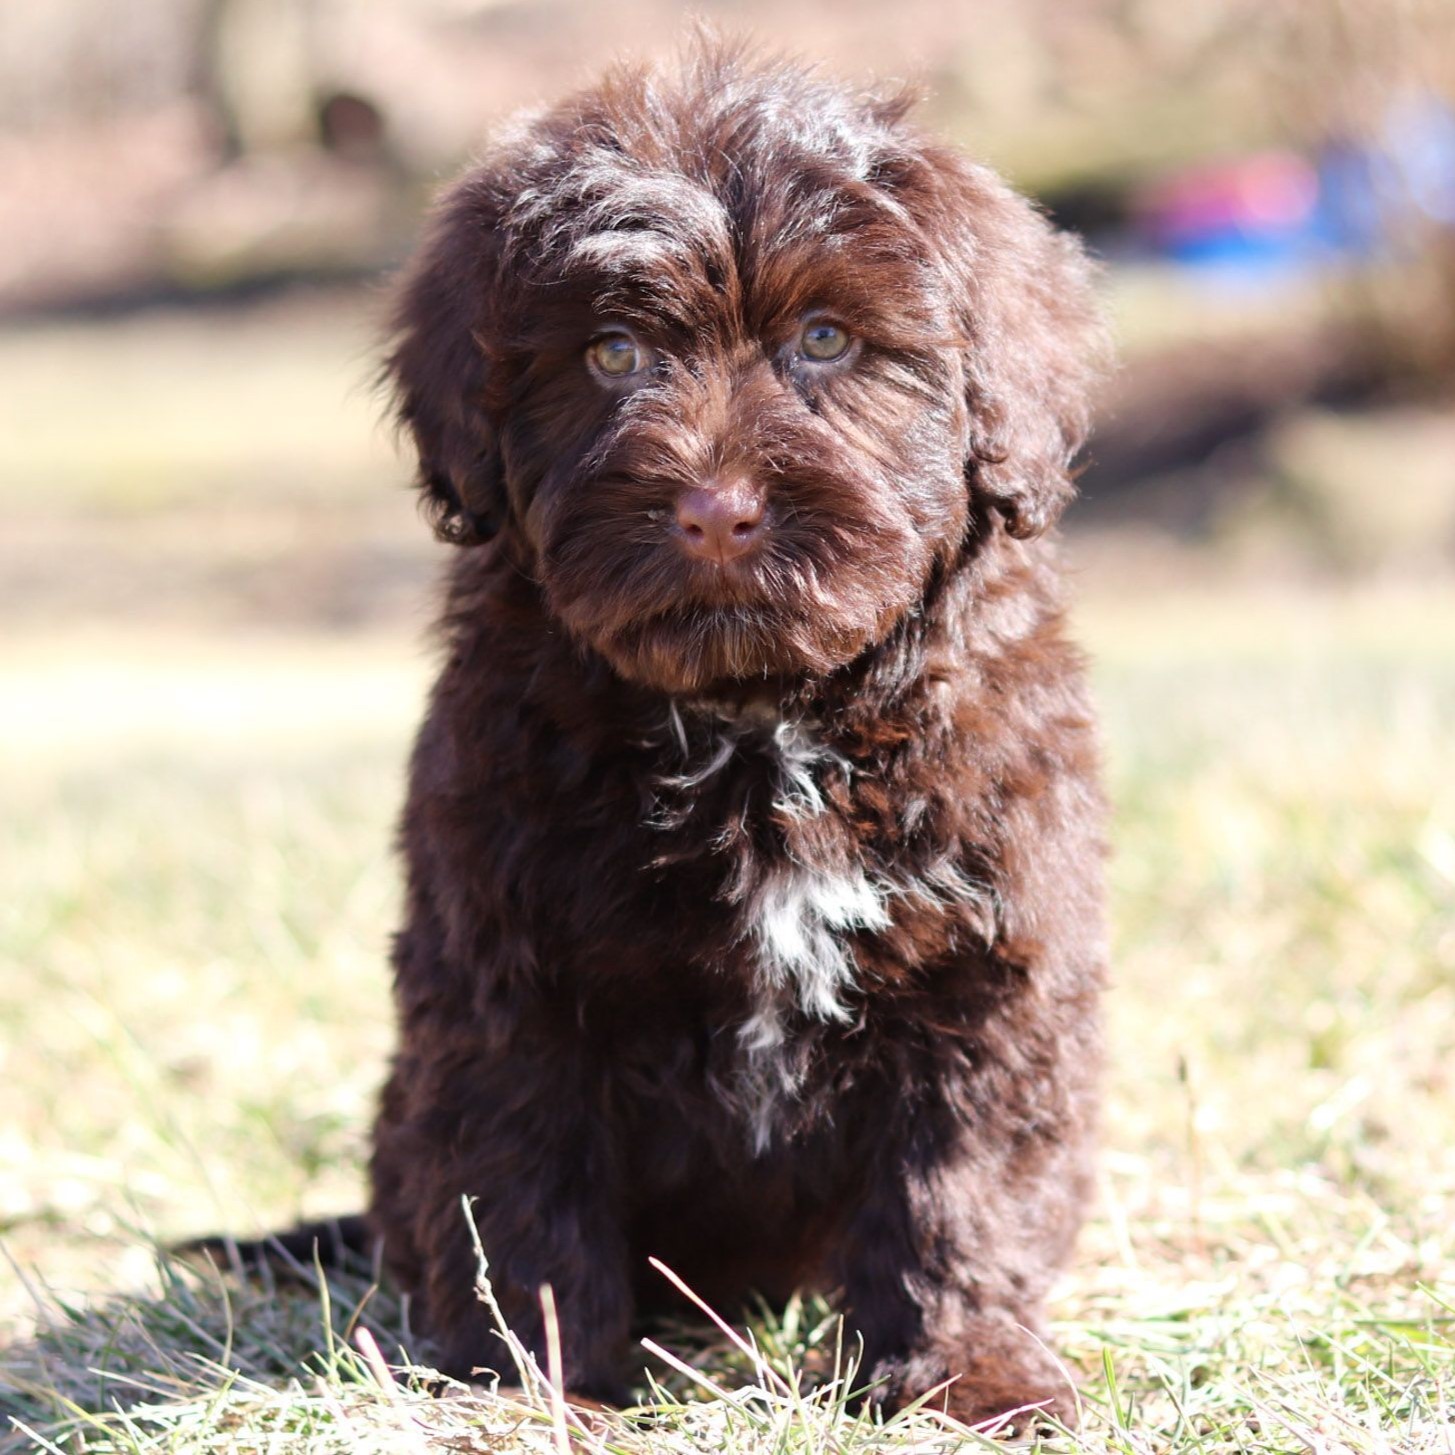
650 711 909 1149
751 863 890 1021
769 719 851 819
734 861 892 1152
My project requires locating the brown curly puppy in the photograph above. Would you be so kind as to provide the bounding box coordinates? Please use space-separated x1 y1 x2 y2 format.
372 40 1109 1430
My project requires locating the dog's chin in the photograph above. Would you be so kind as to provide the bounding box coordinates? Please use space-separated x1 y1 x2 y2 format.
584 603 877 697
543 528 939 697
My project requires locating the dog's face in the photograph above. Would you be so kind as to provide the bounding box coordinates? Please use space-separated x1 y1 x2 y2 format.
388 49 1103 695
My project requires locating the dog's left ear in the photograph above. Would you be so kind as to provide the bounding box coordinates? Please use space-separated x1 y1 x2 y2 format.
889 145 1109 539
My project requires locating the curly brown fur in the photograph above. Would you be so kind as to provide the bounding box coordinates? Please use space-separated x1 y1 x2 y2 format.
371 39 1109 1431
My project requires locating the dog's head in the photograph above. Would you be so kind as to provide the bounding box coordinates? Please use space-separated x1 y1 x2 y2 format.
387 43 1105 695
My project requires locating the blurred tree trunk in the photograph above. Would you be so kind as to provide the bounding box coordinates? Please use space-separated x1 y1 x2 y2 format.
193 0 316 161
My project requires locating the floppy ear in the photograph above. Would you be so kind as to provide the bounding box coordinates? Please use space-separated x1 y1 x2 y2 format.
384 179 507 546
895 146 1108 539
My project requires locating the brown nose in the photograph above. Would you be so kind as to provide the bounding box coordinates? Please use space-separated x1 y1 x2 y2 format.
675 479 766 564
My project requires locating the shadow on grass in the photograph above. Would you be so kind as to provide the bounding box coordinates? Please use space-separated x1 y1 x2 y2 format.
0 1233 873 1454
2 1226 987 1455
0 1236 422 1452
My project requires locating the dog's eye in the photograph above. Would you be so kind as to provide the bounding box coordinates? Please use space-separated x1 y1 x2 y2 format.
587 332 646 379
799 321 852 362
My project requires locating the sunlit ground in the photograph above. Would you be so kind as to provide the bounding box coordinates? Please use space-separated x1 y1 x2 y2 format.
2 294 1452 1451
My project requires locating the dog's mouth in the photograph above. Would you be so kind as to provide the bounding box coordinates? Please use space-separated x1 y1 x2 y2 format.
593 600 856 694
671 552 782 608
541 531 874 691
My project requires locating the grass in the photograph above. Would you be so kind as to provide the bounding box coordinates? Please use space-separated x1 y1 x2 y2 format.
1 295 1452 1449
2 588 1451 1453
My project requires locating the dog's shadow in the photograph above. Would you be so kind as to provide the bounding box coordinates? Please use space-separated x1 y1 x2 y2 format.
0 1227 425 1449
0 1223 851 1450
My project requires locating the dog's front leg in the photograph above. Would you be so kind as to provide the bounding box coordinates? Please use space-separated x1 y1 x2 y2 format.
371 1020 633 1401
834 1127 1082 1431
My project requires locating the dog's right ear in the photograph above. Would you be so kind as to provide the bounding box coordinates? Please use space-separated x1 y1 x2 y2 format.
384 181 505 546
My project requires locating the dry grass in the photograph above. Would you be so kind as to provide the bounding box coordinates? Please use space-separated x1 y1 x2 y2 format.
2 583 1452 1452
1 296 1452 1450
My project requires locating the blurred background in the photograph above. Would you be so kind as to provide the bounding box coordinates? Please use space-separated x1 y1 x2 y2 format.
2 1 1454 1433
4 0 1455 610
3 0 1455 630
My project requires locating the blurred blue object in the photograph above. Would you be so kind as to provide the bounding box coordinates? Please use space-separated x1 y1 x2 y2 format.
1133 90 1455 285
1312 141 1385 256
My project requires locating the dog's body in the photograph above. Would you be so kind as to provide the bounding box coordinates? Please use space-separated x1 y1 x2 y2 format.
371 44 1108 1427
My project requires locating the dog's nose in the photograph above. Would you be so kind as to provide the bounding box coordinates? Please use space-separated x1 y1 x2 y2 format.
675 479 766 564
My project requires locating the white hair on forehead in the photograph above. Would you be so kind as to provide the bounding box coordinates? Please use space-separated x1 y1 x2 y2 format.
708 69 902 177
568 229 694 273
518 149 733 265
504 82 924 287
581 167 731 239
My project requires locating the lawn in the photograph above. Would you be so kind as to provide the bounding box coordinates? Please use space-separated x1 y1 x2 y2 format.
1 295 1452 1451
2 584 1451 1453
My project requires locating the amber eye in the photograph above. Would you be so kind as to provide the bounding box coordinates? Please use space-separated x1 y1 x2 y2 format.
587 332 645 378
799 321 852 362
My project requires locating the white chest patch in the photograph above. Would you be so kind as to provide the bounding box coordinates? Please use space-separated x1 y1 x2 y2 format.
736 862 891 1151
655 706 975 1149
749 864 890 1022
733 720 889 1149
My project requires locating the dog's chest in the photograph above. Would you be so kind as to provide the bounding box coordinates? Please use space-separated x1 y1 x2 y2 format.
653 709 893 1148
732 856 892 1150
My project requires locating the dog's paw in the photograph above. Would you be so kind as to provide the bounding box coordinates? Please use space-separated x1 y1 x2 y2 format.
934 1369 1078 1436
874 1343 1079 1436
